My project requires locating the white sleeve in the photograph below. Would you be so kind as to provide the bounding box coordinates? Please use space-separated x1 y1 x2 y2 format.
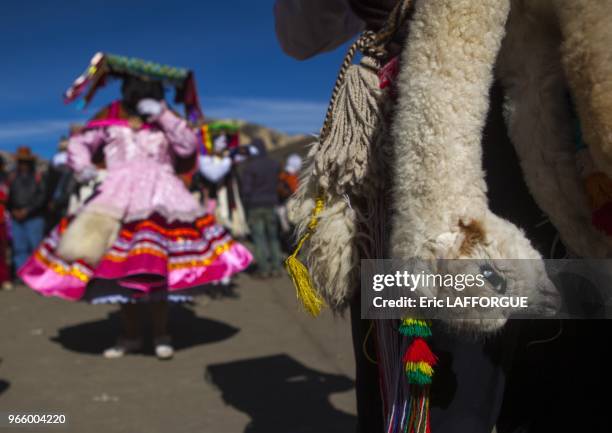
274 0 365 60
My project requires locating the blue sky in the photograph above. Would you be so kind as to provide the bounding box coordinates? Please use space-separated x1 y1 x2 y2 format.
0 0 351 158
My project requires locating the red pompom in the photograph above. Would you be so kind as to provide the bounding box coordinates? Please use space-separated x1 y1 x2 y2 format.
402 338 437 365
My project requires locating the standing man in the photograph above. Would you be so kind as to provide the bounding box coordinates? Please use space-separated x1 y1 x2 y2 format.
239 139 283 278
8 146 46 273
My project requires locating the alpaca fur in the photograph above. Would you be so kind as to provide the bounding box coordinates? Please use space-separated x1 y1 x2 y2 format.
291 0 612 324
432 214 560 333
496 0 612 258
56 211 120 266
390 0 559 331
555 0 612 177
288 144 360 311
391 0 511 260
391 0 510 258
288 58 386 311
288 144 319 230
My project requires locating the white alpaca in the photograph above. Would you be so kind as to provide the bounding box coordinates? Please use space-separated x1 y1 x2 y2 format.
497 0 612 258
291 0 612 327
553 0 612 178
288 144 360 310
390 0 559 331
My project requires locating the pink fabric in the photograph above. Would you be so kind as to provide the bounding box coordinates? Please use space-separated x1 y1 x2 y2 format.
68 107 200 222
379 56 400 90
167 243 253 290
87 160 203 221
206 198 217 214
20 105 253 302
109 100 121 117
86 119 153 129
19 256 87 301
19 240 252 301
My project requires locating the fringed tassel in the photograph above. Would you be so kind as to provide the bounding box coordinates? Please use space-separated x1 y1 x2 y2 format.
285 35 387 314
285 197 326 316
405 388 432 433
314 55 383 194
401 319 436 433
200 124 213 155
399 318 432 339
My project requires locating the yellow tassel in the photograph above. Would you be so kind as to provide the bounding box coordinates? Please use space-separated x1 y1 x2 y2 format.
284 197 326 316
405 361 435 377
201 125 213 155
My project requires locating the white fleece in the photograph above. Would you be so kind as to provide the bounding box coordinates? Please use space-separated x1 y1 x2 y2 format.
554 0 612 178
57 211 120 267
391 0 512 259
497 0 612 258
390 0 561 332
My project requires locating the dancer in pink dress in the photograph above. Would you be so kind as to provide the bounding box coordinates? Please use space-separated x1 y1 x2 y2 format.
19 53 253 359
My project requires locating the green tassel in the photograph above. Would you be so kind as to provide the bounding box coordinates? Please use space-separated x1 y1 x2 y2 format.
406 370 433 386
399 318 432 338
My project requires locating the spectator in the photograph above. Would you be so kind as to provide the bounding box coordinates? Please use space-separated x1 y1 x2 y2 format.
0 156 11 290
278 153 301 202
45 137 76 232
277 153 302 245
239 139 283 278
8 146 46 272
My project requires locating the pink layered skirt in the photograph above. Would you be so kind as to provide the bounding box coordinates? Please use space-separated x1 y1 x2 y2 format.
19 212 253 303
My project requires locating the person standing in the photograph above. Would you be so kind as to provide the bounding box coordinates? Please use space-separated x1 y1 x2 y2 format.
8 146 46 273
277 153 302 250
0 156 12 290
240 139 283 278
45 137 76 232
18 54 253 360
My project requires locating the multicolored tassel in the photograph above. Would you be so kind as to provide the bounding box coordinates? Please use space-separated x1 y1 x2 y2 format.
399 319 432 339
401 318 436 433
200 125 213 155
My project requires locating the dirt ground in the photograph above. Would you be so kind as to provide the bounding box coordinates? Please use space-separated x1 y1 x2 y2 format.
0 274 357 433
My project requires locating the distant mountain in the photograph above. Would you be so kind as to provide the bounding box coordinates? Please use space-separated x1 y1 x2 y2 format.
231 119 316 161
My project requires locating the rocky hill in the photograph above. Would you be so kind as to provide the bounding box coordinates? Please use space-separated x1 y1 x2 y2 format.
233 120 315 161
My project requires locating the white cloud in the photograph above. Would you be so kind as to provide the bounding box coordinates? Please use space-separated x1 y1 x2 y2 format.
0 97 327 149
203 97 326 134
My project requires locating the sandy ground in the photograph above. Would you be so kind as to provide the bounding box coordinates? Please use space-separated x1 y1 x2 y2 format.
0 275 357 433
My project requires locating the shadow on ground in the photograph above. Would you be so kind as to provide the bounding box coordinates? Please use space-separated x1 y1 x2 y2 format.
51 304 239 355
206 354 356 433
83 280 242 302
0 380 9 396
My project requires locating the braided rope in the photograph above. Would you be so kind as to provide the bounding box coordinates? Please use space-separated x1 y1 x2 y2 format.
320 32 374 141
370 0 414 53
319 0 413 142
